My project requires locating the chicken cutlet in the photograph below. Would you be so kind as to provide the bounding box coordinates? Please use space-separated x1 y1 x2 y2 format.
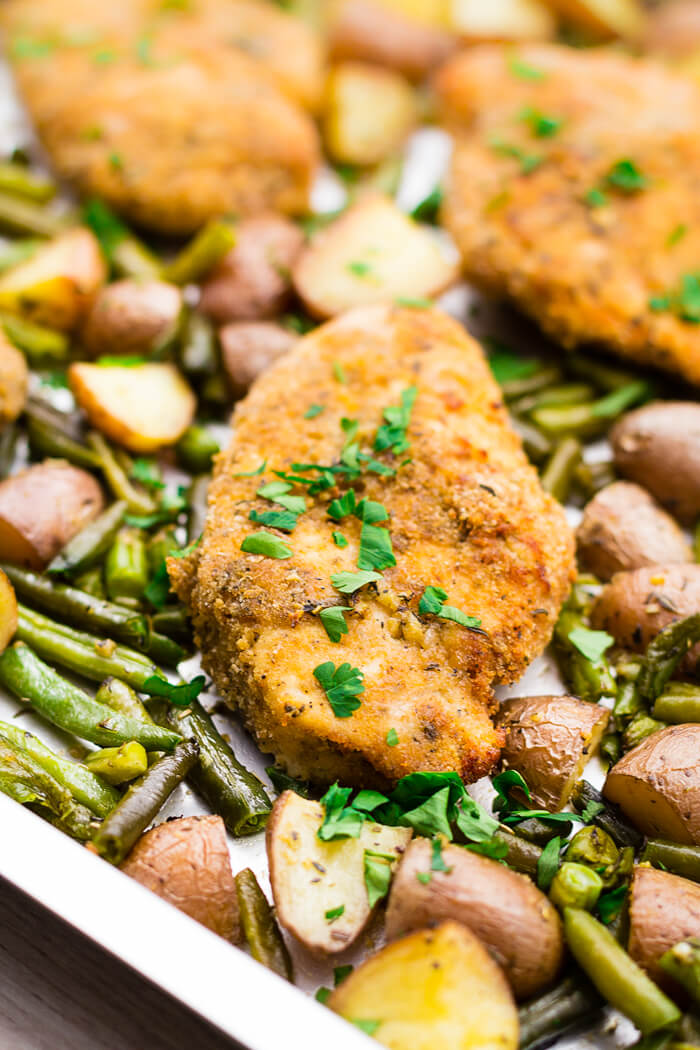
436 44 700 385
1 0 321 233
169 305 575 787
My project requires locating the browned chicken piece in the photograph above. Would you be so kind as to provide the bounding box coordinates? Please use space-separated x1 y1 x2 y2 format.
436 44 700 385
169 305 574 787
1 0 321 233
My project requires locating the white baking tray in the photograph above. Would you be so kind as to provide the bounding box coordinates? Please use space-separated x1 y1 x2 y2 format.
0 63 639 1050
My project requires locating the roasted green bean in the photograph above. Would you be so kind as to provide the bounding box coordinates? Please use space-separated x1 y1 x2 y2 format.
235 867 293 980
518 972 602 1050
48 501 127 575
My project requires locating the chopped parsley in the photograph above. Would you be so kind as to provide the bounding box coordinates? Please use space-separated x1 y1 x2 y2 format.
519 106 563 138
416 871 431 884
93 49 116 65
304 404 324 419
353 790 389 813
248 509 298 532
667 223 687 247
386 728 399 747
489 137 542 174
585 187 608 209
487 345 538 385
332 531 348 548
240 532 293 559
492 769 530 813
108 152 124 172
410 186 443 224
374 386 417 455
352 1021 381 1037
431 836 452 873
131 458 165 490
395 296 433 308
319 606 350 643
315 987 331 1004
508 55 546 81
83 198 128 260
324 905 345 922
257 481 306 515
332 360 347 384
604 158 648 194
10 35 54 60
331 569 382 593
597 885 627 925
346 260 373 278
537 836 562 891
418 586 484 632
142 674 206 707
357 516 395 572
334 965 353 985
568 626 614 663
313 661 364 717
649 272 700 323
97 355 148 367
363 849 395 908
317 783 364 840
581 798 605 823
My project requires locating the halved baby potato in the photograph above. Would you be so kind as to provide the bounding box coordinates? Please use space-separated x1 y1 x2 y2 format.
81 279 183 359
0 228 106 330
293 195 457 318
0 569 18 654
266 790 412 954
329 920 519 1050
545 0 645 39
450 0 556 40
324 63 417 167
0 331 28 425
69 362 196 454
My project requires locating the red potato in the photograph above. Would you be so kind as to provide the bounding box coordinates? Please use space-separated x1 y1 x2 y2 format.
628 866 700 989
0 460 104 569
220 322 297 398
643 0 700 57
120 815 239 942
0 569 18 654
199 215 304 325
0 331 28 425
81 279 183 358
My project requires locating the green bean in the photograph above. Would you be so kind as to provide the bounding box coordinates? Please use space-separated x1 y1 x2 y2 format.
600 732 622 767
151 606 190 641
567 826 619 870
89 740 198 864
0 191 68 237
235 868 293 980
69 566 105 599
200 371 230 408
510 383 596 416
564 908 681 1034
501 366 563 402
0 720 119 817
494 827 542 877
83 198 162 280
518 972 602 1050
162 699 271 835
1 563 149 647
570 781 642 849
0 238 41 273
85 741 148 785
164 220 235 285
178 311 219 380
614 678 644 722
48 501 126 575
0 738 99 840
0 163 56 202
96 677 153 723
531 403 608 440
176 425 220 475
638 615 700 702
0 423 18 480
513 817 572 846
510 415 553 463
652 683 700 724
0 642 179 750
566 353 648 392
550 863 603 911
105 528 148 600
87 432 156 515
641 840 700 883
15 603 168 693
574 459 617 500
27 415 99 468
622 714 666 751
147 527 179 577
142 630 187 668
0 311 69 367
187 474 210 544
554 607 616 703
540 437 583 503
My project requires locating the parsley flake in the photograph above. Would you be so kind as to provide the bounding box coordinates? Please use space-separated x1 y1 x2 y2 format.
519 106 563 138
508 56 546 81
353 790 389 813
374 386 417 455
317 783 364 840
319 606 350 643
357 520 395 572
257 481 306 515
604 159 648 194
581 798 605 824
488 346 538 384
386 728 399 747
568 626 614 663
248 509 298 532
410 186 443 223
598 885 627 925
332 360 347 384
585 187 608 209
416 871 431 884
240 532 293 559
667 223 687 247
395 296 433 308
142 674 206 706
304 404 324 419
234 460 266 477
352 1020 381 1036
431 836 452 873
489 137 542 174
346 260 373 278
315 987 331 1004
537 836 562 891
314 661 364 717
334 965 353 985
419 586 484 632
331 570 382 593
332 531 348 548
324 905 345 922
363 849 395 907
130 458 165 490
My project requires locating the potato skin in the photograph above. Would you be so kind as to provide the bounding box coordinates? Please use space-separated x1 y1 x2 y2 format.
629 866 700 989
611 403 700 525
643 0 700 57
199 215 304 325
120 815 239 942
0 568 18 654
0 460 104 569
385 838 563 1000
496 695 609 811
577 482 691 582
604 725 700 844
591 564 700 668
220 322 296 398
81 279 182 358
0 334 28 425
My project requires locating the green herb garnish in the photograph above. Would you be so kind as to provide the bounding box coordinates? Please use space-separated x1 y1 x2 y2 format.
332 532 348 548
419 586 484 632
374 386 417 456
386 728 399 747
604 158 648 194
537 836 562 891
363 849 395 908
333 360 347 384
313 661 364 717
319 606 350 644
324 905 345 922
519 106 563 138
568 626 614 662
304 404 324 419
142 674 206 707
331 570 382 593
240 532 293 559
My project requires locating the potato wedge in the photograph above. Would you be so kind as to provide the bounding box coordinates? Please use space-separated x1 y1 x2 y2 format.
266 790 411 954
591 564 700 667
628 866 700 989
450 0 556 41
199 215 305 325
0 331 28 425
329 920 519 1050
611 402 700 525
293 195 457 318
81 280 183 359
385 838 563 999
576 482 692 582
545 0 645 39
0 568 18 655
220 322 296 398
604 725 700 845
121 815 239 942
327 0 457 80
324 63 417 167
68 362 196 454
496 695 609 812
0 460 104 569
0 228 106 331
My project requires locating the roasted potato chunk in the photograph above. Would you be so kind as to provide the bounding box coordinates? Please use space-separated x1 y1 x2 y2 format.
643 1 700 58
81 279 183 358
605 725 700 844
220 322 296 399
576 482 692 581
0 569 18 655
267 790 411 954
386 838 563 999
293 196 457 318
121 815 239 942
0 332 28 425
69 361 196 454
0 460 104 569
628 866 700 989
451 0 555 41
329 920 519 1050
324 63 417 167
545 0 645 39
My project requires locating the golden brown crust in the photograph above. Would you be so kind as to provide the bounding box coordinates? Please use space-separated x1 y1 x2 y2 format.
437 43 700 385
169 304 574 787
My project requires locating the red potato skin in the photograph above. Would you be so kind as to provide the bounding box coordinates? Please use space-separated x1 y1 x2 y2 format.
120 815 240 942
81 279 182 357
219 321 296 398
199 215 304 325
0 460 104 569
385 837 564 1000
629 866 700 989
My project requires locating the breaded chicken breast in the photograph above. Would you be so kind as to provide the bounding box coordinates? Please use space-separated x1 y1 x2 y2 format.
1 0 321 232
169 305 574 787
437 44 700 385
